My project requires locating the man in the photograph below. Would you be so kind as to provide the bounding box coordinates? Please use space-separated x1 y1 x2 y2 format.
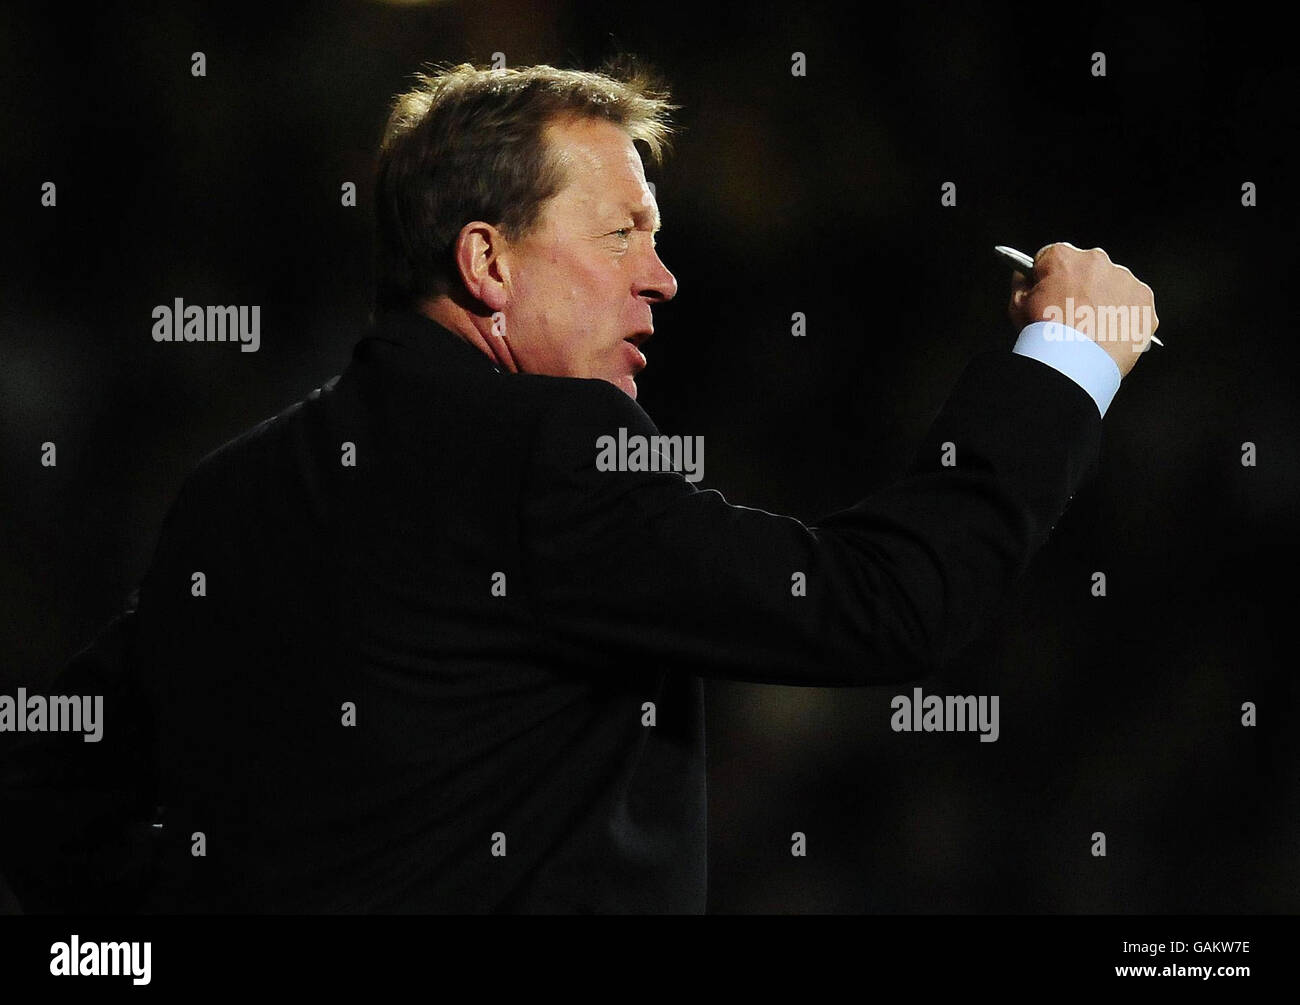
1 62 1156 913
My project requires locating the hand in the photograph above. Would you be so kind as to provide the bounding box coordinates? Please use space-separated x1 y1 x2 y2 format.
1008 242 1159 379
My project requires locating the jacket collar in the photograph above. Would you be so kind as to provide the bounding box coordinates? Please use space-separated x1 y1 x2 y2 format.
362 308 503 376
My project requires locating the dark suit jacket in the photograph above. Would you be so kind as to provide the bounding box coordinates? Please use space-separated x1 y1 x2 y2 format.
1 308 1101 913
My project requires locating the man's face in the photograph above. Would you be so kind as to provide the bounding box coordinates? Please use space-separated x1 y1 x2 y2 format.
498 116 678 400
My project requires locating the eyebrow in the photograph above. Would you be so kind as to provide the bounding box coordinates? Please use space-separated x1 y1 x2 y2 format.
629 203 662 232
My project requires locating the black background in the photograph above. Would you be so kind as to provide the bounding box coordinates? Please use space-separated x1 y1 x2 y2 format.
2 0 1296 913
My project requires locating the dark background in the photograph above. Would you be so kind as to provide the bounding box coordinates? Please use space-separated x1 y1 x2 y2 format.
2 0 1296 912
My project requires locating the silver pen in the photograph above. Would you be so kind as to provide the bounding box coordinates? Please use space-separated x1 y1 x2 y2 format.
994 245 1164 347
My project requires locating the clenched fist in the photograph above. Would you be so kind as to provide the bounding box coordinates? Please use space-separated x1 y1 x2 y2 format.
1008 243 1159 379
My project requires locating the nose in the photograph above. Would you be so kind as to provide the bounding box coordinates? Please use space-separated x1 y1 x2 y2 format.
638 249 678 304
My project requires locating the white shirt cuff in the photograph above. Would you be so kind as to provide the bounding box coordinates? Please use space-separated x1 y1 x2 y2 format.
1012 321 1122 418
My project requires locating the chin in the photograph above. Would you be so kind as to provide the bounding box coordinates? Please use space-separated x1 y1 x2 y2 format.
607 374 638 400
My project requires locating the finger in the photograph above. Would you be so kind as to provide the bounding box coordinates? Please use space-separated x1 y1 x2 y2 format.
1009 271 1032 315
1033 242 1077 276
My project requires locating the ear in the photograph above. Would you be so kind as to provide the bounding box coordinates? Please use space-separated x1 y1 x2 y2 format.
452 221 510 313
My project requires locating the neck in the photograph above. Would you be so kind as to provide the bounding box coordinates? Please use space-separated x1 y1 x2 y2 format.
413 296 519 373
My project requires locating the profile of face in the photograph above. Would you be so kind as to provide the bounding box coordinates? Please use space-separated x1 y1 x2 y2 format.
471 116 678 400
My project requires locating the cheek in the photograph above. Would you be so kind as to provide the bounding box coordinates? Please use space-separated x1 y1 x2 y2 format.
515 253 619 373
556 272 612 356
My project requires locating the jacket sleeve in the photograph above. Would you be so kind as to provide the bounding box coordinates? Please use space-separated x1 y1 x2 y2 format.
519 349 1102 685
0 593 159 912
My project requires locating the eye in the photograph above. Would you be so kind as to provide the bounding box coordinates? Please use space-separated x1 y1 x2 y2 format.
610 228 633 239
